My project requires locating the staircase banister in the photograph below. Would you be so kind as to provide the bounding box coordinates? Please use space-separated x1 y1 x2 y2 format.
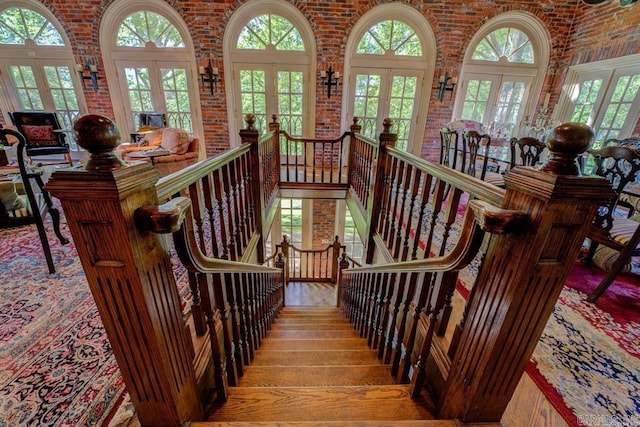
135 196 280 274
155 143 251 201
385 144 506 207
279 129 351 144
342 200 526 275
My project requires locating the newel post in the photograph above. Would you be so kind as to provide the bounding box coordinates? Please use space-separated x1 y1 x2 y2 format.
437 123 614 422
330 235 344 283
241 113 265 263
46 115 203 425
365 118 397 263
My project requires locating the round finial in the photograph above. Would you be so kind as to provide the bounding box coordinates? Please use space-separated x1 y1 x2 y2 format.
245 114 256 130
540 122 594 176
382 118 393 133
73 114 125 171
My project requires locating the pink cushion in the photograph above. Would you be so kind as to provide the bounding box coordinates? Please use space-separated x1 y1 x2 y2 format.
21 125 57 147
447 120 483 133
160 128 190 154
140 129 163 147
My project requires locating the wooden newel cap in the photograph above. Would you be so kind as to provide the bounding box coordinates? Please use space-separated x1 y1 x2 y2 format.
73 114 126 171
540 122 593 176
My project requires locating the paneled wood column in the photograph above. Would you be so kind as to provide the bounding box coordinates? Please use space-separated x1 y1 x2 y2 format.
47 115 202 426
437 123 614 422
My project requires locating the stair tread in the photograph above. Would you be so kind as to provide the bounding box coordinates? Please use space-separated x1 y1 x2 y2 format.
271 323 355 331
267 329 361 339
275 318 350 324
251 349 381 366
259 338 368 351
238 365 394 387
194 421 458 426
208 385 435 422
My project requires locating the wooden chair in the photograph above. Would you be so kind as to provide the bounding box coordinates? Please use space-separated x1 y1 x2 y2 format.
0 127 69 273
509 136 547 168
585 145 640 302
439 127 461 171
461 130 500 182
8 111 73 166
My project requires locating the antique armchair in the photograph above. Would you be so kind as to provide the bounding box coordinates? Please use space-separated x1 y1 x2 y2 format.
509 136 547 168
439 127 461 171
461 130 502 182
8 111 73 166
585 145 640 302
0 127 69 273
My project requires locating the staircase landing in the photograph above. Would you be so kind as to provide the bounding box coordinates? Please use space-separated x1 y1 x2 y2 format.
198 306 452 425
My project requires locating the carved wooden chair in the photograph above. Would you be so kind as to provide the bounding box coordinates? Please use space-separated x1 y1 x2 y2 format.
0 127 69 273
439 127 461 171
585 145 640 302
509 136 547 168
461 130 502 183
8 111 73 166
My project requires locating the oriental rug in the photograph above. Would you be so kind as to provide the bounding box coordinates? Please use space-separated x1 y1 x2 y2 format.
457 258 640 427
0 216 190 426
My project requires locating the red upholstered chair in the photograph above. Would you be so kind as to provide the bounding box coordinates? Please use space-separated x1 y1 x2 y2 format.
8 111 73 166
585 145 640 302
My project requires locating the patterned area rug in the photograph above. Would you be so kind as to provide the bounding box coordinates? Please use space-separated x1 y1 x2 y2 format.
0 214 191 426
457 257 640 427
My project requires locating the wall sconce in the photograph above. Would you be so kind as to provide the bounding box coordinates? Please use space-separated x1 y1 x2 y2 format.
320 66 340 99
76 59 100 92
199 58 219 95
438 71 457 102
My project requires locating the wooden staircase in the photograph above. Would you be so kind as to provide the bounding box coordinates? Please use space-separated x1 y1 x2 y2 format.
194 306 456 426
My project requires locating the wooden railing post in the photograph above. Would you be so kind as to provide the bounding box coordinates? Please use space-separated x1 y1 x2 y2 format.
365 118 397 263
46 114 203 425
241 114 265 263
436 123 614 422
337 252 349 307
274 252 286 307
279 235 290 287
330 235 343 283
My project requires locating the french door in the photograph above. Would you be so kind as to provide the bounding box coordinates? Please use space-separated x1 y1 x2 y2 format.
348 67 423 153
0 58 84 147
456 73 532 139
115 60 195 134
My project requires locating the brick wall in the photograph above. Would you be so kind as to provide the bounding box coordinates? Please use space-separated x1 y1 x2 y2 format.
312 199 336 249
30 1 640 157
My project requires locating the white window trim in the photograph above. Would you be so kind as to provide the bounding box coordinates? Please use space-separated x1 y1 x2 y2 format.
0 0 88 123
100 0 204 152
224 0 317 145
454 12 550 124
556 53 640 139
342 3 436 156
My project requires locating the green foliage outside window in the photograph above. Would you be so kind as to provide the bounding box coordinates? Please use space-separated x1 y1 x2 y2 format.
471 27 533 63
117 11 184 48
0 7 64 45
356 20 422 56
237 14 304 51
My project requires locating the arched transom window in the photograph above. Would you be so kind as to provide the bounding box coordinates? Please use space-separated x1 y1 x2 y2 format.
237 14 304 51
454 14 549 140
113 10 195 133
346 6 435 155
0 4 85 146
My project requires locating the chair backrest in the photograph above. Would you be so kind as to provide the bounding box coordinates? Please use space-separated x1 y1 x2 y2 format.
603 137 640 150
509 136 546 168
138 112 167 129
462 130 491 180
8 111 68 155
439 127 460 170
590 145 640 232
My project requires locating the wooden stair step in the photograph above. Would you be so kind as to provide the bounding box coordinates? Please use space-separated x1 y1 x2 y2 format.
238 365 394 387
258 338 367 351
193 421 458 426
266 329 361 339
271 322 355 331
251 349 381 366
207 385 435 422
280 308 342 314
274 317 350 324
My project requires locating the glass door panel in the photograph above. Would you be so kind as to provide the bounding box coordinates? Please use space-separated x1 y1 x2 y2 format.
593 73 640 143
160 67 192 133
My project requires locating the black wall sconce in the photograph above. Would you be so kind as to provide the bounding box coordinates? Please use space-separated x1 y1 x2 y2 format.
320 66 340 99
199 58 219 95
76 59 100 92
438 71 457 102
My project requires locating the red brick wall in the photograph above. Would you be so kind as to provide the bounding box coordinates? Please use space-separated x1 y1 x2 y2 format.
312 199 336 249
26 1 640 156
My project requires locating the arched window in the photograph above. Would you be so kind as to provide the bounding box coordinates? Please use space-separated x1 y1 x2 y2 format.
0 1 86 148
344 4 436 154
100 1 202 141
225 0 316 142
453 13 549 139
